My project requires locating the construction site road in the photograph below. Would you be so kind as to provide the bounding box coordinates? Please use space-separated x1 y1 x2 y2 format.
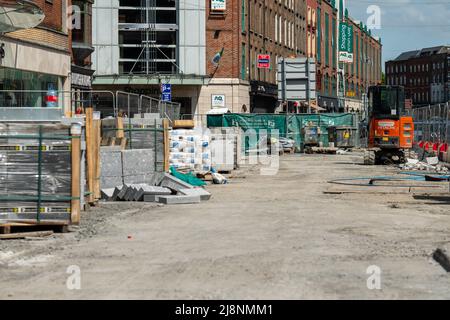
1 153 450 299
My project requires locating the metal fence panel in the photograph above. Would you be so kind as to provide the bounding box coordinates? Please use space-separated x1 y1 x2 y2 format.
410 102 449 144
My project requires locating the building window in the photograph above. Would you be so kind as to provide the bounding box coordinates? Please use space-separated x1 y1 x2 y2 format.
241 43 246 80
275 14 278 42
332 17 336 68
241 0 246 32
325 13 329 66
316 8 321 63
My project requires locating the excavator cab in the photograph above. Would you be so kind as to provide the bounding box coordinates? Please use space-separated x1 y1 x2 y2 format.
364 85 414 165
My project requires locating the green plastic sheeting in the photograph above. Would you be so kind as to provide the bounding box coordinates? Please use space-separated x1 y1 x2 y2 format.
207 113 357 151
170 167 207 187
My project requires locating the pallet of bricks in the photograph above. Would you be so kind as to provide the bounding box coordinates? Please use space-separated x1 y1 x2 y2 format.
0 122 83 238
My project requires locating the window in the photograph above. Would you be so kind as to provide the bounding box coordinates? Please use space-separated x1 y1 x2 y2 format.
316 8 321 63
332 17 336 68
241 0 246 32
275 14 278 42
0 67 62 108
241 43 246 80
325 13 329 66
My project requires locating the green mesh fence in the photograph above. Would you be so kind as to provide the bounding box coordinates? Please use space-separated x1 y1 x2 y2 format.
207 113 357 151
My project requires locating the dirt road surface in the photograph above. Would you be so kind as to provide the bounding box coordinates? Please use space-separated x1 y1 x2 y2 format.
1 153 450 299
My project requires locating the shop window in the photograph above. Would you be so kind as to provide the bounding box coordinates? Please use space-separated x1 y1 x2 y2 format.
0 67 62 108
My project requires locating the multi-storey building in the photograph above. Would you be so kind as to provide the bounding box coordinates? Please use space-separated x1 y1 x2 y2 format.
70 0 96 100
91 0 380 116
92 0 307 116
306 0 317 59
386 46 450 106
206 0 307 113
0 0 72 116
92 0 207 117
314 0 382 112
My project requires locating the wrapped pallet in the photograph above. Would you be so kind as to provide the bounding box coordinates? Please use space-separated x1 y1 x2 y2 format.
0 123 75 223
169 128 211 173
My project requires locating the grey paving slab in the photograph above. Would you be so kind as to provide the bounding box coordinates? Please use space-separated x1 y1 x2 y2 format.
179 188 212 201
134 186 172 201
157 195 201 205
159 173 194 192
122 149 155 176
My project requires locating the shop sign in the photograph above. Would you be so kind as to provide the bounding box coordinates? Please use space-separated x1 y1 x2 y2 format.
211 0 226 11
211 94 226 108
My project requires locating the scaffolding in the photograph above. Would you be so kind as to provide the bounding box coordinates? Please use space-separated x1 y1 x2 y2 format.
95 0 178 76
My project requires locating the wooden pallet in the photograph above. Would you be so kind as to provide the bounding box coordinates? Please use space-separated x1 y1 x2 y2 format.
0 220 69 236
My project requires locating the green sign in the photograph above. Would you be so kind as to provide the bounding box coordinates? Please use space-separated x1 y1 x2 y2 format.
339 22 354 63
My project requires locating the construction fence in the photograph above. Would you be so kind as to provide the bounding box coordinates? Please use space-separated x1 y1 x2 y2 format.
408 102 450 144
207 113 359 152
0 90 181 123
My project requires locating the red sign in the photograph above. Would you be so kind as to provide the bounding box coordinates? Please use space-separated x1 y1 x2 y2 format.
257 54 271 69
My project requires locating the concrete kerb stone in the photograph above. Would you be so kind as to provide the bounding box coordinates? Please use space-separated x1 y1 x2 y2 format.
179 188 212 201
101 188 115 200
143 194 161 202
134 185 172 201
159 173 194 192
116 184 130 200
156 195 201 205
112 185 125 201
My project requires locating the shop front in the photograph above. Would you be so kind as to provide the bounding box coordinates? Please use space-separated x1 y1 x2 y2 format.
0 36 71 119
250 81 278 114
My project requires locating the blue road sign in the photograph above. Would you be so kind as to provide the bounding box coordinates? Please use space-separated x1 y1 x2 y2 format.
161 83 172 102
162 93 172 102
161 84 171 94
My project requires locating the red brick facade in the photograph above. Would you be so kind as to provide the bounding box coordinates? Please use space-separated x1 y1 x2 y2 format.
206 0 307 84
314 0 382 102
206 0 241 79
6 0 70 52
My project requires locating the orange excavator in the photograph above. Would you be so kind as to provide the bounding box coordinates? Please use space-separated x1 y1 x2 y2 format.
363 85 414 165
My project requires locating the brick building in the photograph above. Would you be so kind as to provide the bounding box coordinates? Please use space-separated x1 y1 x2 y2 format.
306 0 317 59
386 46 450 106
314 0 382 112
206 0 307 113
0 0 72 117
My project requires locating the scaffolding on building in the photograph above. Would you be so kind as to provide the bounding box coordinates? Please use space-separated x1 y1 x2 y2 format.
94 0 179 76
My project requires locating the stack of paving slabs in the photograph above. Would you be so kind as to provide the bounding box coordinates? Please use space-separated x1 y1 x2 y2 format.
99 147 164 189
101 174 212 205
101 117 165 172
0 123 72 221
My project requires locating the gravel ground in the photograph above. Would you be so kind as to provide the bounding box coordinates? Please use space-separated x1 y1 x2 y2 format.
1 153 450 299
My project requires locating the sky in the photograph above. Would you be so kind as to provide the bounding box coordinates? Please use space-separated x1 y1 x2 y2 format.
346 0 450 67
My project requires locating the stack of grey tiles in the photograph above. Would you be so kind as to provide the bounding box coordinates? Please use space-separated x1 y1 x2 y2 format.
100 147 166 189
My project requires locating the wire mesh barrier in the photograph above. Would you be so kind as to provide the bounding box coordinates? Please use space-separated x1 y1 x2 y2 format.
76 91 116 117
159 101 181 122
0 89 180 123
409 102 450 144
101 118 166 173
140 95 160 115
116 91 141 118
